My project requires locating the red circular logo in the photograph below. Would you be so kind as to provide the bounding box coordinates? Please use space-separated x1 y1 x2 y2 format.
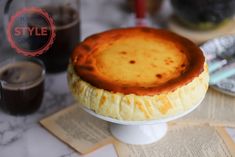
7 7 56 57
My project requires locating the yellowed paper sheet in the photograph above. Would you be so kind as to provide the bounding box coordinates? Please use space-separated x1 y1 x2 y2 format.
171 89 235 127
114 125 235 157
217 127 235 156
40 105 113 154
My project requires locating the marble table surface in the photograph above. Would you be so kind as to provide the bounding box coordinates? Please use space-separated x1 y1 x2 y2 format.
0 72 117 157
0 0 234 157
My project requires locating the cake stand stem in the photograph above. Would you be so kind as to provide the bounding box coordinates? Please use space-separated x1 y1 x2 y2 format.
110 123 167 145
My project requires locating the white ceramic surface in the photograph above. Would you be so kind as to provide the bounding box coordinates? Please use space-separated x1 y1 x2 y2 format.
110 123 167 145
82 95 205 144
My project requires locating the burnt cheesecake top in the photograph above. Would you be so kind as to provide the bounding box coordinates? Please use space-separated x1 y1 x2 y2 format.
71 27 205 95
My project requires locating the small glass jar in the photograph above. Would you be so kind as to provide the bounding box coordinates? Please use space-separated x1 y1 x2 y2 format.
0 57 45 115
171 0 235 30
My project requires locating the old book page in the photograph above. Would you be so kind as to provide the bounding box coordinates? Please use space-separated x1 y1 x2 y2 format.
114 125 235 157
40 104 235 157
40 105 113 154
171 89 235 127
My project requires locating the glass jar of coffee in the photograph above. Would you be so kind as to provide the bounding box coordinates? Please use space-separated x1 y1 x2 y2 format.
4 0 80 73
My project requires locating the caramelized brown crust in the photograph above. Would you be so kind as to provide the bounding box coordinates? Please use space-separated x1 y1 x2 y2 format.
71 27 205 96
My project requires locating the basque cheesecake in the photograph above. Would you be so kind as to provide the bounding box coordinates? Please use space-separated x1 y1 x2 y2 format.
68 27 209 121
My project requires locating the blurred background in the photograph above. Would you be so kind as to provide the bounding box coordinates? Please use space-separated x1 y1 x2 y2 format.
0 0 173 63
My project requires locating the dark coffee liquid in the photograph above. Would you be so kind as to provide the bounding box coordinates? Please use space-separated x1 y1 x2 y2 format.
38 6 80 73
0 61 44 115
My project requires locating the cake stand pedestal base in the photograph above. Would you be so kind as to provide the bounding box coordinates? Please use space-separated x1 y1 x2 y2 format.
110 123 167 145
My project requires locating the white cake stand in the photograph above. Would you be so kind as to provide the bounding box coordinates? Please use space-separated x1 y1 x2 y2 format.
82 97 204 145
